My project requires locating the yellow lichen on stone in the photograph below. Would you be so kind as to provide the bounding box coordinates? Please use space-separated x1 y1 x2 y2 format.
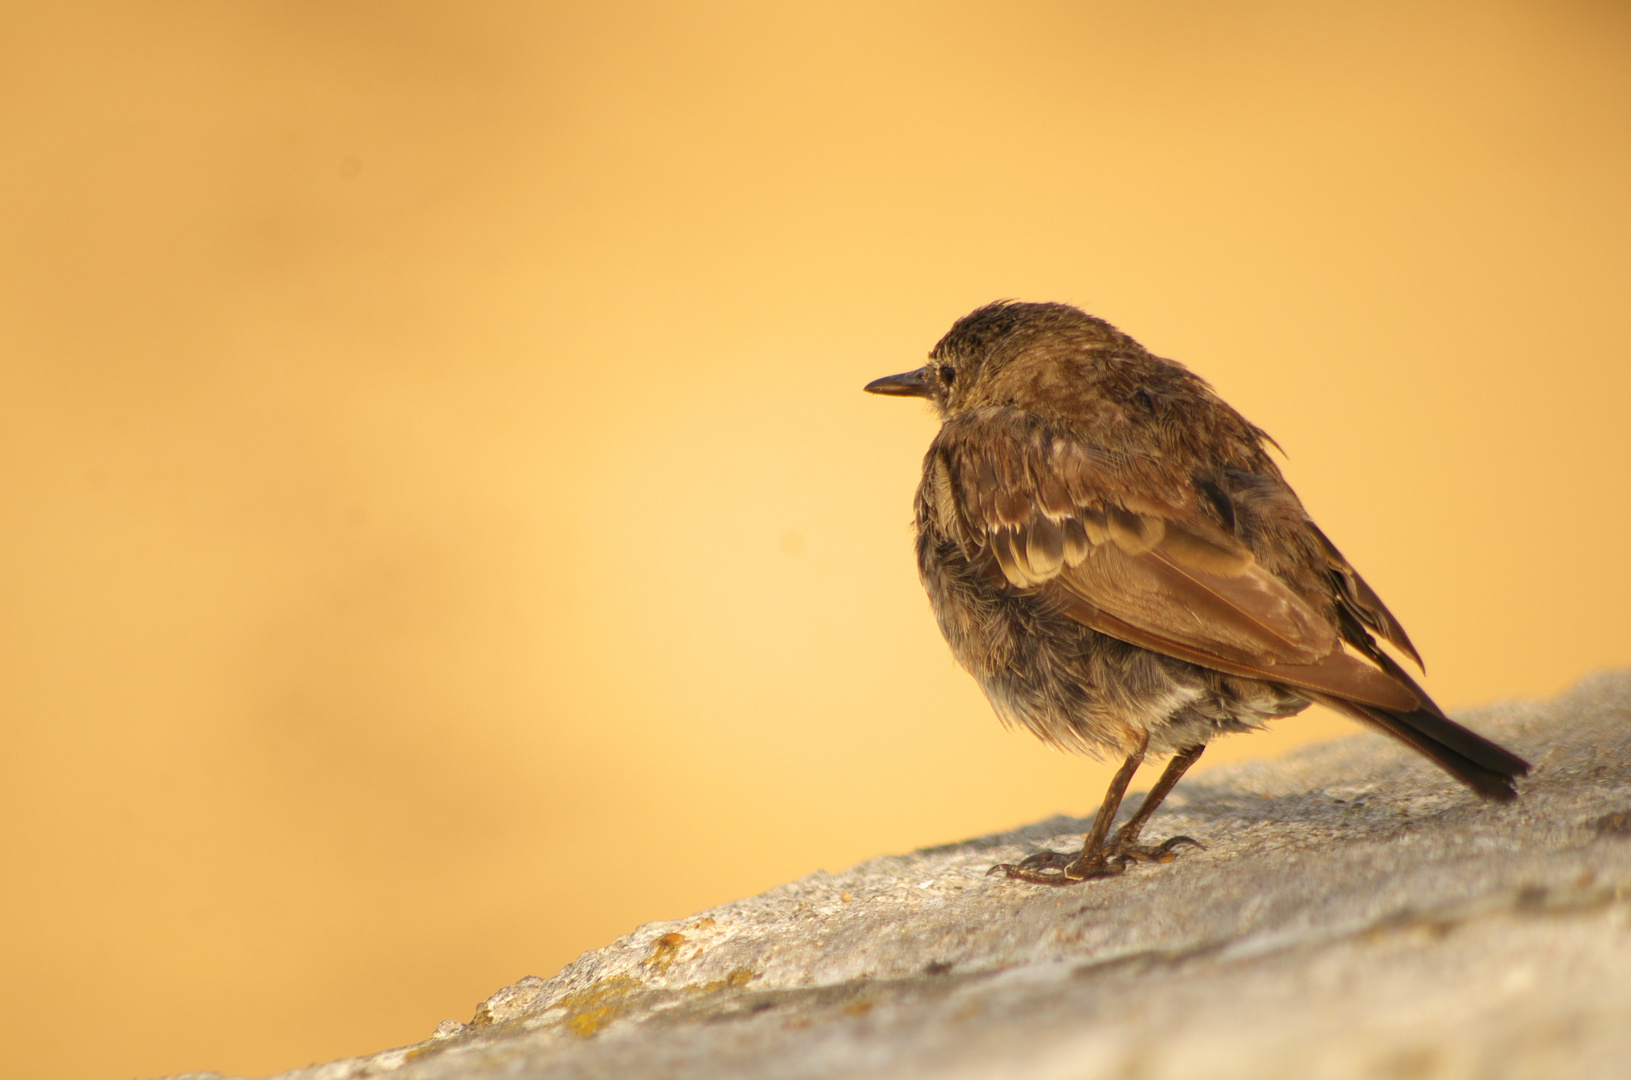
695 967 758 994
643 932 687 974
555 975 641 1038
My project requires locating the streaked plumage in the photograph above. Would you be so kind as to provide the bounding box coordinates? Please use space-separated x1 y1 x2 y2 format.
866 301 1528 884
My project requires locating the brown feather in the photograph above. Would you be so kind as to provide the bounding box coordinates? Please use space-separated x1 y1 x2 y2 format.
1056 594 1420 712
1106 507 1164 554
1026 515 1066 576
1061 516 1091 566
1309 524 1424 670
1158 521 1253 577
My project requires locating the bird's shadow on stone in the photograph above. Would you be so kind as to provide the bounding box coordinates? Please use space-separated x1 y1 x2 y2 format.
924 771 1472 865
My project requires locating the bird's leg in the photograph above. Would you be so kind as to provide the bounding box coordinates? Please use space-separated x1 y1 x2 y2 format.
1107 743 1205 863
989 731 1148 885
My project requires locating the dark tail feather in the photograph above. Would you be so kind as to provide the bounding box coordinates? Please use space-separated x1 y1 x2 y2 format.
1362 653 1533 777
1310 694 1531 802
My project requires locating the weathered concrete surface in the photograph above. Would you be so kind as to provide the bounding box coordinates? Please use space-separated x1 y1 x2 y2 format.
184 671 1631 1080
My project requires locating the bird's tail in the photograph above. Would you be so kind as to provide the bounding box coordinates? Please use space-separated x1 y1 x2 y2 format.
1308 691 1530 801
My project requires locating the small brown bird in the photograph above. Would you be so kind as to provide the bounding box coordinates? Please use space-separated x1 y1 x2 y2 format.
866 301 1529 885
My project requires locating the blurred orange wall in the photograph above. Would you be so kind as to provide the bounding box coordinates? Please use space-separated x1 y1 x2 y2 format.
1 2 1627 1078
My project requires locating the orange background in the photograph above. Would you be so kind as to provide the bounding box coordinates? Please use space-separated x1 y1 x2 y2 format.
3 3 1628 1078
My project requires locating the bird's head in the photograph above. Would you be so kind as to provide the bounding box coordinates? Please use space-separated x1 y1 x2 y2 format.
864 301 1135 419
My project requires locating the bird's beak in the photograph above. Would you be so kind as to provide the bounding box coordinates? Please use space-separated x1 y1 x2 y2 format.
863 367 934 398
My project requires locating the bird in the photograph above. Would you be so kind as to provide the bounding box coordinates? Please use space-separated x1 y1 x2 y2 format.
864 300 1529 885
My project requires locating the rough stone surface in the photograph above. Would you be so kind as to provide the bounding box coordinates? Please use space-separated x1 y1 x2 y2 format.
177 672 1631 1080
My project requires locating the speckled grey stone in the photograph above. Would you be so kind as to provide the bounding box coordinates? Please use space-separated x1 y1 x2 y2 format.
184 671 1631 1080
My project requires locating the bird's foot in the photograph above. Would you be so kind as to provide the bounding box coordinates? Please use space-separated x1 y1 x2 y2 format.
1107 834 1204 864
987 834 1203 884
986 847 1127 885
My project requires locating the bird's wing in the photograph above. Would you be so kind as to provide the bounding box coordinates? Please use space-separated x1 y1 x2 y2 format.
929 413 1421 712
1307 523 1424 670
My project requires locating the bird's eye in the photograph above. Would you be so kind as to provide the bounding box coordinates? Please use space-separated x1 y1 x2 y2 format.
939 365 956 384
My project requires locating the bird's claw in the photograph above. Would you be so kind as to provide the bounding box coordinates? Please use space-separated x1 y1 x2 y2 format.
1015 849 1073 871
988 835 1202 883
1109 834 1205 864
986 849 1128 885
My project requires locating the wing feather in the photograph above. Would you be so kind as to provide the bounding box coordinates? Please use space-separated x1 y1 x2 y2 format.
1309 524 1424 669
933 411 1424 712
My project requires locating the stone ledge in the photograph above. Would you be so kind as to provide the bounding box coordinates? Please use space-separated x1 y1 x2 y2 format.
175 670 1631 1080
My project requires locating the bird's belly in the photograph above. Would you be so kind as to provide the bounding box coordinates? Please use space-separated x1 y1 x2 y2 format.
920 542 1306 758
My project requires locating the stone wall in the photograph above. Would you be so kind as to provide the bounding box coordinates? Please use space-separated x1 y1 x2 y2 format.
176 671 1631 1080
